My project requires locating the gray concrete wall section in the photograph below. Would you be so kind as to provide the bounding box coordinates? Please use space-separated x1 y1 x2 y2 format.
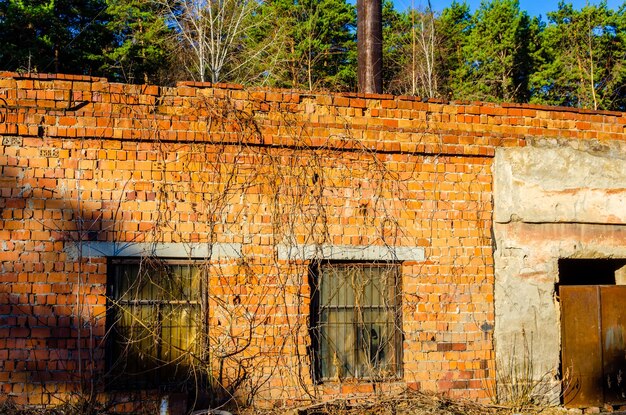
493 139 626 402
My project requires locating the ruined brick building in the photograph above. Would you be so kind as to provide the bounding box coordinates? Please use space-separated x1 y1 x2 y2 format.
0 72 625 411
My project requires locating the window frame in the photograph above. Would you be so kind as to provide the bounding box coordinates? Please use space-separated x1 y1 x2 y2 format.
309 261 403 383
106 258 208 390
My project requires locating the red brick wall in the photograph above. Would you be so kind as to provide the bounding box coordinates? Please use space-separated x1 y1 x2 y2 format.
0 72 624 409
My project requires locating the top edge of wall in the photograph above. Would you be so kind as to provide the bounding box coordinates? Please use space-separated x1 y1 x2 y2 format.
2 71 623 118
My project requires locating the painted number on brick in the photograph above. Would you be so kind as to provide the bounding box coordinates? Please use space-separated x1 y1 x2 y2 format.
2 136 22 146
39 148 59 157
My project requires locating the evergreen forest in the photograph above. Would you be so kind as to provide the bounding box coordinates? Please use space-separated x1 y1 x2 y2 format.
0 0 624 110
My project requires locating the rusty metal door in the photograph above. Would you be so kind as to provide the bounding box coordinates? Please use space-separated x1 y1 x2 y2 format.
561 285 626 407
600 286 626 403
561 286 603 407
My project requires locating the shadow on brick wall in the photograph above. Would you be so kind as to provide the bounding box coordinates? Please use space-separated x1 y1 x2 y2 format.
0 151 110 406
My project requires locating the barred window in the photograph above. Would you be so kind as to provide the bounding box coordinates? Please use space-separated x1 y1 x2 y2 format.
311 263 402 381
107 259 205 389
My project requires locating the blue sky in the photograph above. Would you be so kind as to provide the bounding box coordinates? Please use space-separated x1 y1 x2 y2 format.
393 0 624 20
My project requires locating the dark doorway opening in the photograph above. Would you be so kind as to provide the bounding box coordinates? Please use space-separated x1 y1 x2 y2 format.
558 258 626 286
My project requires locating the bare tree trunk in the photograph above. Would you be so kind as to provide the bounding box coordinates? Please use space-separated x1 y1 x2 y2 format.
587 21 598 110
357 0 382 94
161 0 272 84
307 26 313 91
417 6 436 98
290 42 298 88
411 4 417 95
405 4 438 98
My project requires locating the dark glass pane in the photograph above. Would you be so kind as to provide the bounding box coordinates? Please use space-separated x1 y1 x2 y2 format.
108 261 202 389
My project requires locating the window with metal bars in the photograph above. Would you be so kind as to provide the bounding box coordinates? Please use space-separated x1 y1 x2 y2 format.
107 259 206 389
310 263 402 381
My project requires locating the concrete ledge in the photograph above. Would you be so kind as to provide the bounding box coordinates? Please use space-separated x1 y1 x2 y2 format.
276 244 424 261
65 242 242 259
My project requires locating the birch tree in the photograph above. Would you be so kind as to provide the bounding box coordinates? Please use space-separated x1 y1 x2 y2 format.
161 0 271 83
383 0 466 99
383 2 439 97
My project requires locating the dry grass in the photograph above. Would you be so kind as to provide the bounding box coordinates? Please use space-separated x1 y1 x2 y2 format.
241 389 569 415
0 389 570 415
0 398 108 415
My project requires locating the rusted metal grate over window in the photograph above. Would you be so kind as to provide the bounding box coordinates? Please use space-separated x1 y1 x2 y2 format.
311 263 402 381
107 259 206 389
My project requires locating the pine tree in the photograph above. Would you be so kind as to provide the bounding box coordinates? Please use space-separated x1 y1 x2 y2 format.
256 0 356 91
0 0 112 75
103 0 172 84
452 0 538 102
436 1 471 99
531 2 626 110
381 0 408 94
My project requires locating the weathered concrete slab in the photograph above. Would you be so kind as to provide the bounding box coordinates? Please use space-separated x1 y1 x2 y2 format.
66 241 242 259
276 244 424 261
494 140 626 225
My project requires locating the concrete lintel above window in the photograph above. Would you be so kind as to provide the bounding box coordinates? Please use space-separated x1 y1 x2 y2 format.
65 241 242 260
276 244 424 261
